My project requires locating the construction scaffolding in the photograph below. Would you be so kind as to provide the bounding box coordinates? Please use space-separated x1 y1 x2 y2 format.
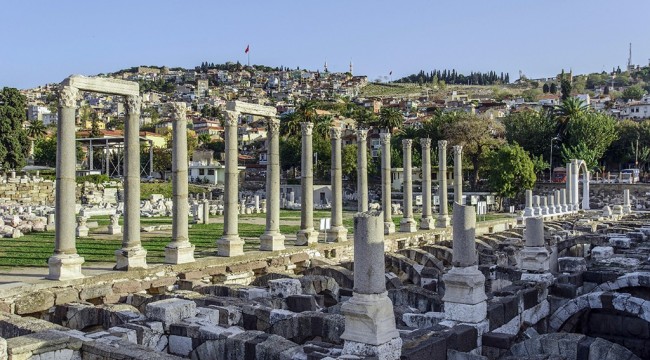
76 136 153 177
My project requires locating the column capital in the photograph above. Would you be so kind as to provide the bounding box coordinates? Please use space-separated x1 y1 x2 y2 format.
402 139 413 149
267 117 280 134
59 86 79 109
125 95 141 116
224 111 239 126
357 129 368 142
420 138 431 149
438 139 448 150
330 127 342 140
169 102 187 120
379 132 391 144
452 144 463 155
300 122 313 136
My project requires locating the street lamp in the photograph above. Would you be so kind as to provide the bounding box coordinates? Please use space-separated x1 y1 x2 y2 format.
549 136 560 182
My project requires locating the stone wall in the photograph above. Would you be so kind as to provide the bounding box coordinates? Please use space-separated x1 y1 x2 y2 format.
0 180 54 205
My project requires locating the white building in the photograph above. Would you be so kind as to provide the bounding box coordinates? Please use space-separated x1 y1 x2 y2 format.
27 105 51 121
621 95 650 120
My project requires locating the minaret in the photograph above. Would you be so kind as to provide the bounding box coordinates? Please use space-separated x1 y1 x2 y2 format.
349 61 353 75
324 60 329 73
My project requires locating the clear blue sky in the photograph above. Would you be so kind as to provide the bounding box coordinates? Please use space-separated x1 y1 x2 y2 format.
2 0 649 89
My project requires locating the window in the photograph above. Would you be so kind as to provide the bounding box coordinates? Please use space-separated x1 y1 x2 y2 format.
199 169 205 175
208 169 215 175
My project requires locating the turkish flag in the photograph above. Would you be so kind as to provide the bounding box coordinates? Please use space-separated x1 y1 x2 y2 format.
389 71 392 76
245 45 250 54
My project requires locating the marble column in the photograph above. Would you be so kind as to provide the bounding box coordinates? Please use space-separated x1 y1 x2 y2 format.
453 145 463 204
523 189 534 217
560 189 568 213
548 194 556 215
202 200 210 224
260 117 286 250
419 138 434 229
380 133 395 234
532 195 541 216
327 127 348 242
540 196 549 216
218 111 244 256
296 122 318 245
165 102 195 264
437 140 451 228
582 167 590 210
357 129 369 213
341 211 402 359
48 86 84 280
115 95 147 270
520 217 550 272
442 204 487 323
400 139 417 232
623 189 632 214
555 190 562 214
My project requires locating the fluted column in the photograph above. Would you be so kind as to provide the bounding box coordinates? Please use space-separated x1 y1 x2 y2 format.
357 129 369 213
566 162 573 211
218 111 244 256
296 122 318 245
261 117 286 250
327 127 348 242
437 140 451 228
419 138 434 229
453 145 463 205
381 133 395 234
400 139 417 232
48 85 84 280
165 102 195 264
115 95 147 270
571 159 580 210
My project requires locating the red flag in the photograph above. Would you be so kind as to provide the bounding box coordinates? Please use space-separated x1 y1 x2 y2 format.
245 45 250 54
389 70 393 76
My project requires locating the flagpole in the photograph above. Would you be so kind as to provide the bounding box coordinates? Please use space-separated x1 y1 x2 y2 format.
247 52 250 67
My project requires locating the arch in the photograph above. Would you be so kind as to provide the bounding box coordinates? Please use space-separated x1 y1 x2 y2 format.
593 272 650 293
567 159 590 211
549 291 650 332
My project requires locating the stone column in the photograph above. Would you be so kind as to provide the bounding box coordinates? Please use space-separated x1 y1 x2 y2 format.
400 139 417 232
623 189 632 214
218 111 244 256
202 200 210 224
442 204 487 323
327 127 348 242
560 189 568 213
341 211 402 359
419 138 434 229
48 85 84 280
165 102 195 264
555 190 562 214
260 117 286 251
297 122 318 245
453 145 463 204
357 129 369 213
115 95 147 270
520 217 550 273
108 214 122 235
380 133 395 234
548 194 556 215
582 168 590 210
523 189 534 217
540 196 549 216
437 140 451 228
532 195 540 216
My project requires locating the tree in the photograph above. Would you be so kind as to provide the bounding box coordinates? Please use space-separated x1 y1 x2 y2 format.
151 147 172 180
560 143 600 171
502 109 557 159
351 107 377 129
521 88 542 102
550 83 558 94
198 133 212 147
542 83 550 93
442 112 505 190
486 144 536 201
377 107 403 131
0 87 30 169
564 112 618 168
342 144 358 183
26 120 47 139
604 120 640 166
554 97 589 135
89 112 102 138
621 85 645 101
279 112 300 138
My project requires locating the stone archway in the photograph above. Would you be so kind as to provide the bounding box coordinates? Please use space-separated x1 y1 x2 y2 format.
567 159 590 211
592 272 650 297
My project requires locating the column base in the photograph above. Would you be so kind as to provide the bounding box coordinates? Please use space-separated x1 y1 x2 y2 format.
623 205 632 214
523 208 534 217
399 217 417 233
114 246 148 270
47 254 84 281
296 228 319 246
342 337 402 360
444 301 487 323
217 235 244 257
442 266 487 305
326 226 348 242
419 216 435 230
436 216 451 228
520 246 550 272
45 224 56 232
384 221 395 235
260 232 286 251
164 241 196 264
76 227 89 237
108 225 122 235
341 292 400 346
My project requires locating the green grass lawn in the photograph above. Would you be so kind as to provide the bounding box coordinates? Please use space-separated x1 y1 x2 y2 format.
140 183 206 200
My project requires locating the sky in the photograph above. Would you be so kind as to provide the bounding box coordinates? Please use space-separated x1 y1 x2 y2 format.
2 0 650 89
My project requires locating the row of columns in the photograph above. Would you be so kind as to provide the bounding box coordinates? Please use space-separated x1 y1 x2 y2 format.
524 189 570 217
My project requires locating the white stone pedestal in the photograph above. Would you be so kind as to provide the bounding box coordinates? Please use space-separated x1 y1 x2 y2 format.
520 246 550 272
217 236 244 257
437 216 451 228
326 226 348 242
114 246 148 270
296 229 319 246
164 242 195 264
342 338 402 360
260 232 286 251
384 222 395 235
442 266 487 323
47 254 84 280
399 218 417 233
108 225 122 235
419 217 435 230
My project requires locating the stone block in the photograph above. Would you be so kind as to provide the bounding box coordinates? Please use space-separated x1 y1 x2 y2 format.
268 279 302 298
112 280 143 294
52 288 80 305
482 332 515 349
400 335 446 360
15 290 54 315
145 299 197 329
558 257 587 273
286 295 320 313
446 325 478 352
487 303 505 331
169 335 193 356
80 283 113 301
